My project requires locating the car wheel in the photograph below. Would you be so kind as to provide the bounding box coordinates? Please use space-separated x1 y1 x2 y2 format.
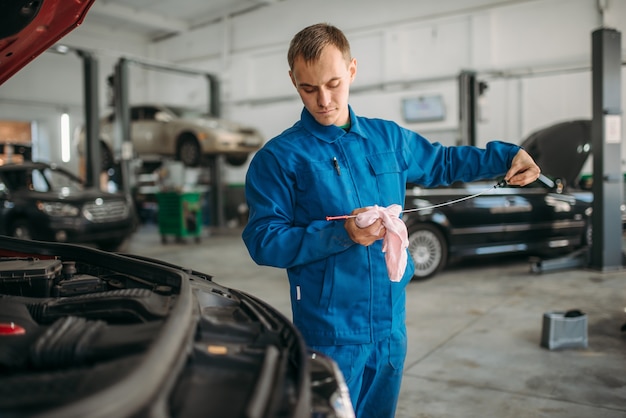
12 219 33 240
177 135 201 167
407 224 447 280
226 154 249 167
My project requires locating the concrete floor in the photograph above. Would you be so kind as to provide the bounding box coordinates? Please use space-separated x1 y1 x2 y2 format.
124 224 626 418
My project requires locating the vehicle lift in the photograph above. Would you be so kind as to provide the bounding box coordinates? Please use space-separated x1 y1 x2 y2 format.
461 28 623 274
76 53 229 229
530 28 623 274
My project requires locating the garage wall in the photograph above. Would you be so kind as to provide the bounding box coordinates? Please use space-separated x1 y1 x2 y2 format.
146 0 626 183
0 0 624 183
0 26 149 174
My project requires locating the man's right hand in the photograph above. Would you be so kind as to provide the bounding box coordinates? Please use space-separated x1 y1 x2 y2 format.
344 207 386 246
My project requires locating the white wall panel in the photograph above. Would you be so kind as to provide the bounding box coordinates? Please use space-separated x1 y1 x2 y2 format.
468 13 493 69
490 0 599 68
384 17 471 81
1 54 84 105
228 0 525 52
521 71 592 136
229 48 293 102
350 32 385 87
152 24 225 64
475 78 523 145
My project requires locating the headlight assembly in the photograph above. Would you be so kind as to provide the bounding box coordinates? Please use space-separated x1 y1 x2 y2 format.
37 201 80 217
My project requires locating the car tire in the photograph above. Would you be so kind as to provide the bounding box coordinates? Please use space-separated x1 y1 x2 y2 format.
177 135 201 167
12 219 33 240
407 223 447 280
226 154 249 167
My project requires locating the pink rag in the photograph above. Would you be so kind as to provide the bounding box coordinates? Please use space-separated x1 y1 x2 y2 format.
355 204 409 282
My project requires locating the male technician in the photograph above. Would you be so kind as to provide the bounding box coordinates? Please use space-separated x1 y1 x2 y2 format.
242 23 540 417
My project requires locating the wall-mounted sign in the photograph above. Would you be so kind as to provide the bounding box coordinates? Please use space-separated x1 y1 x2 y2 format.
605 114 622 144
402 95 446 123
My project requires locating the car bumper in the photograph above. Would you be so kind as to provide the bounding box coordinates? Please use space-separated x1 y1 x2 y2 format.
44 217 135 244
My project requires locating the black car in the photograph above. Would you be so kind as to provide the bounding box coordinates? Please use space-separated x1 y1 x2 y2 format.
0 236 354 417
0 162 136 251
404 174 591 279
404 120 596 279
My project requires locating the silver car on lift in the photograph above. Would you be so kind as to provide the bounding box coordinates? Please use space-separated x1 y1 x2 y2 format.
77 104 264 170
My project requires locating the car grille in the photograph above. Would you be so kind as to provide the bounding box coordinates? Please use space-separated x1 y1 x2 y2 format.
83 200 129 223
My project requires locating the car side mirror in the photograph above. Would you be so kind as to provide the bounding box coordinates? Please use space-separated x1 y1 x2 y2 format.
155 111 172 123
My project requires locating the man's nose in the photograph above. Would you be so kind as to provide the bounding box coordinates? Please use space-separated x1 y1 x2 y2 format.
317 88 331 107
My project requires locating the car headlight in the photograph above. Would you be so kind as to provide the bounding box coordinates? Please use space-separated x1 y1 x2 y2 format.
309 351 355 418
37 201 80 217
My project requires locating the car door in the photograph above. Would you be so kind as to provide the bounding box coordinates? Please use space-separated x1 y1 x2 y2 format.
131 106 165 156
439 183 533 255
524 185 588 250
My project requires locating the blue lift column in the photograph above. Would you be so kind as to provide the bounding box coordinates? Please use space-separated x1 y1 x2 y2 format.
590 28 623 271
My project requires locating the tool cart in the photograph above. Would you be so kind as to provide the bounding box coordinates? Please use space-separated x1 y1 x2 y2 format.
156 190 202 244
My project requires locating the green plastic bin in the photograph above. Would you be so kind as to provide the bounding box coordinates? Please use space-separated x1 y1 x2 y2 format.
156 191 202 244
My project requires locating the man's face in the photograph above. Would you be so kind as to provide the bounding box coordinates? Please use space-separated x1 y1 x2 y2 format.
289 45 356 127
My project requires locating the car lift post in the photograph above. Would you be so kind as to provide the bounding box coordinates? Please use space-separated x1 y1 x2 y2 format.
77 49 102 190
589 27 623 272
113 58 133 198
530 27 623 274
205 74 226 230
47 46 102 189
458 70 477 146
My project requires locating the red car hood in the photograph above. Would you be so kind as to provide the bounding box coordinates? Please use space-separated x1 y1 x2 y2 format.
0 0 96 85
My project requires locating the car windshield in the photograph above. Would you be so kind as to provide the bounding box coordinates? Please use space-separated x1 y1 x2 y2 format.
166 106 208 119
29 167 84 193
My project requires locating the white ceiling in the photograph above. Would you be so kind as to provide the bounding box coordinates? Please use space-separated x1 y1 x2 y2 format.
85 0 285 41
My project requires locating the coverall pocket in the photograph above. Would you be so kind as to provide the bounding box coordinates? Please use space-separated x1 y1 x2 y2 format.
295 160 342 211
388 326 407 370
366 151 408 203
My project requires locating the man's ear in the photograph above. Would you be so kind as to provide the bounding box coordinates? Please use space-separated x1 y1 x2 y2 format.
349 58 357 82
289 70 297 88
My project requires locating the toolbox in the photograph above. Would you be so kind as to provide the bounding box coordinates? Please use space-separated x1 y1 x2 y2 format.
541 310 588 350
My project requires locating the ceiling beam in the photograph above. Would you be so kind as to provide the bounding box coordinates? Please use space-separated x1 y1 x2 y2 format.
90 2 188 33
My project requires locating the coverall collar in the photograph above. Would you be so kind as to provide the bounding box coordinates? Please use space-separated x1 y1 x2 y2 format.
300 105 367 143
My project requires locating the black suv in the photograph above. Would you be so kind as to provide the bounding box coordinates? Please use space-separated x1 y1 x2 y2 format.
0 162 136 250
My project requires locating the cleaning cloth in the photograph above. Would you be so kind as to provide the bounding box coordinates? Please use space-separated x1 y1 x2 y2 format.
355 204 409 282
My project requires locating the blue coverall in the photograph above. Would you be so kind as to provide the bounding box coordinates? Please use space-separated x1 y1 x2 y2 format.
242 106 520 417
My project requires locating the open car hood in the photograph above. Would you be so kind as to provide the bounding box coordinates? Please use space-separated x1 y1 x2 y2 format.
520 119 591 187
0 235 355 417
0 0 96 85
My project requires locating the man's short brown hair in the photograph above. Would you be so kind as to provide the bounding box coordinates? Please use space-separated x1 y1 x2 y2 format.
287 23 352 71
